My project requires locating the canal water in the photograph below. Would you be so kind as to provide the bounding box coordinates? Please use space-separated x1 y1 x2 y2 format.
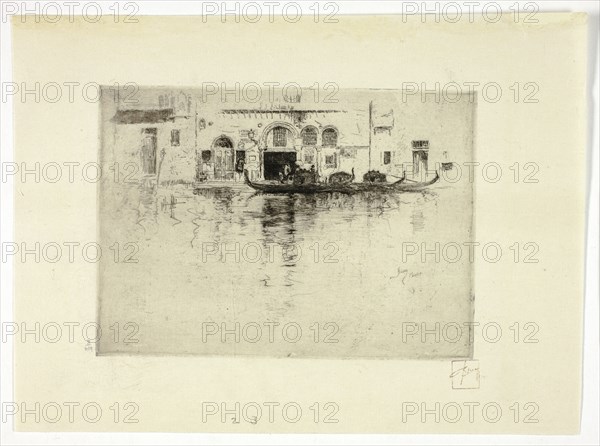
99 179 474 358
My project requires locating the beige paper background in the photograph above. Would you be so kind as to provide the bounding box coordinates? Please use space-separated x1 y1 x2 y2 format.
13 13 587 433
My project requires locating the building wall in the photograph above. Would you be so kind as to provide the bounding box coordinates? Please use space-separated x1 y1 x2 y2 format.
369 92 476 180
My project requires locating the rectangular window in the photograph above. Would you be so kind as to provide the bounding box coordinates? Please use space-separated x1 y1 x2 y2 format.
202 150 212 162
304 148 315 164
383 151 391 165
273 127 287 147
325 154 337 168
411 140 429 150
171 129 180 146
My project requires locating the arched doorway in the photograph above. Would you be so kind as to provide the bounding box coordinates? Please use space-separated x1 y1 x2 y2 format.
261 123 299 180
212 135 234 180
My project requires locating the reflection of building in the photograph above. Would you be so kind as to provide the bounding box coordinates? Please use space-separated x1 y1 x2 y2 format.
100 88 475 185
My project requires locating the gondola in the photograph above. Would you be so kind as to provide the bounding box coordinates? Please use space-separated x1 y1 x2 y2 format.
243 170 439 194
388 172 440 191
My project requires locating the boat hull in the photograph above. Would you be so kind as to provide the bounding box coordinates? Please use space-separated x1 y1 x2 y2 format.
243 171 439 194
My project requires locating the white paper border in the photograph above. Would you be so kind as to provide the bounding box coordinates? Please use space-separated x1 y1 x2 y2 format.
1 1 597 444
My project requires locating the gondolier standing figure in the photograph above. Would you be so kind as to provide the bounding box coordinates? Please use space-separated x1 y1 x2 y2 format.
280 163 291 183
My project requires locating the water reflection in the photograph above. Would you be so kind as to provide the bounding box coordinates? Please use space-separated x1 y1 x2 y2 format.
100 181 473 357
153 186 441 255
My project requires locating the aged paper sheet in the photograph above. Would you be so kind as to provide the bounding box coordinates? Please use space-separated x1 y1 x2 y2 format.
11 12 587 434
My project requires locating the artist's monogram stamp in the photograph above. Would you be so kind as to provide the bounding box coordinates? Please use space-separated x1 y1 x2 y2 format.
450 360 480 389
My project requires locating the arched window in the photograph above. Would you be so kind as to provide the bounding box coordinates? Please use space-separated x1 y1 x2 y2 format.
301 126 318 146
213 136 234 148
272 126 288 147
322 128 338 147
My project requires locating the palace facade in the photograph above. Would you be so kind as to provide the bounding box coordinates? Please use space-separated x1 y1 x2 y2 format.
100 87 475 185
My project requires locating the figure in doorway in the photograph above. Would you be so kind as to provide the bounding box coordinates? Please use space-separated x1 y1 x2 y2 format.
235 157 245 182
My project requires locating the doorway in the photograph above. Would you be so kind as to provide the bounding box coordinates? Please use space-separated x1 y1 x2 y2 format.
141 128 157 174
235 150 246 172
213 136 234 180
263 152 297 180
412 150 428 176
